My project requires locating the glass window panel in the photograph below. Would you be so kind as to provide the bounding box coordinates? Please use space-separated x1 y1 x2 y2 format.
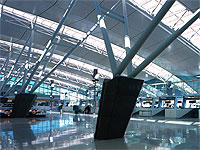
169 1 185 13
190 36 200 47
152 4 163 16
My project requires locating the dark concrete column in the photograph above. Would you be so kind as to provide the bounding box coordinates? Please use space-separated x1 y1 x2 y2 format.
95 76 143 140
12 93 37 118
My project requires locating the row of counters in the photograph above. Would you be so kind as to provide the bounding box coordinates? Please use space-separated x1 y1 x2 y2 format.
62 106 200 119
134 107 200 119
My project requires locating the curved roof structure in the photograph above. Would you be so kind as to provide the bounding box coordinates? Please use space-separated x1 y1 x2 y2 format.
0 0 199 96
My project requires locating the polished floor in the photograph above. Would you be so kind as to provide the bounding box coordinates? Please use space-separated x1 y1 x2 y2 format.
0 113 200 150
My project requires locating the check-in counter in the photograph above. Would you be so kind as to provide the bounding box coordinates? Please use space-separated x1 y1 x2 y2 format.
139 108 152 116
91 107 99 114
139 108 164 117
165 109 193 119
37 106 50 111
199 109 200 119
63 106 73 112
133 107 140 113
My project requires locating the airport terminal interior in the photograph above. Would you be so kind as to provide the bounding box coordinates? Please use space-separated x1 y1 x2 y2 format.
0 0 200 149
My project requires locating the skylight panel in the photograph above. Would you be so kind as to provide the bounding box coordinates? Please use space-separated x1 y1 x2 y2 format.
65 58 112 78
86 36 98 46
173 9 187 19
3 5 13 14
128 0 200 50
48 77 79 89
191 19 200 28
142 0 160 13
37 17 56 30
182 28 196 39
188 22 200 32
35 17 43 25
64 27 86 40
162 14 179 27
134 57 144 66
169 1 185 13
18 11 34 21
45 68 94 85
12 9 25 18
152 63 164 73
168 75 180 83
64 28 76 37
111 45 125 58
130 0 167 16
91 39 102 48
132 55 145 66
190 36 200 48
117 51 126 61
162 1 188 28
145 0 158 8
139 0 152 6
51 23 59 31
41 20 52 28
1 39 112 80
147 64 161 75
151 3 163 16
142 2 155 10
180 10 193 23
171 12 188 29
174 20 185 29
158 70 172 80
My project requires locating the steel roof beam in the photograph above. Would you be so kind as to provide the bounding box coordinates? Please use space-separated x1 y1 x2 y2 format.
113 0 175 77
100 5 124 19
0 38 12 92
30 0 121 93
4 64 25 96
0 54 9 75
21 0 76 93
0 26 31 79
32 38 61 90
93 0 117 74
122 0 132 76
101 11 125 23
3 65 34 96
129 11 200 78
0 40 111 79
20 21 35 93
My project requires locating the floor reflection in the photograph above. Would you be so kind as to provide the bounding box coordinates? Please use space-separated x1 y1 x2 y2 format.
0 114 199 150
95 138 128 150
126 120 200 149
14 119 36 149
0 118 37 150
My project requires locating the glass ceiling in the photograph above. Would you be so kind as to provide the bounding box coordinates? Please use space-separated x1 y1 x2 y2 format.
129 0 200 51
0 3 198 95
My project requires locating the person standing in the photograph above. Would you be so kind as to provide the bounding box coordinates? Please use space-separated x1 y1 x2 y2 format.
59 103 63 114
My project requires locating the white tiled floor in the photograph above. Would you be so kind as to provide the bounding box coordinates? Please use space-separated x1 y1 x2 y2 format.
0 113 200 150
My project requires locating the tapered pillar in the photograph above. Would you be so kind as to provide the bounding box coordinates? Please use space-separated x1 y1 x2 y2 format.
12 93 37 118
95 76 143 140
